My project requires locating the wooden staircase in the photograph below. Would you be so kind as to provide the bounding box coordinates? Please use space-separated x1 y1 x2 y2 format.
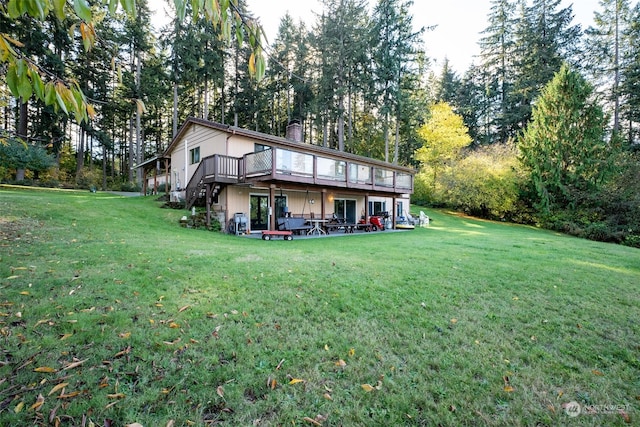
185 154 241 209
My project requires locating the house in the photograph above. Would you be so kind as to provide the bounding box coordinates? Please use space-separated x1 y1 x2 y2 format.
163 117 415 232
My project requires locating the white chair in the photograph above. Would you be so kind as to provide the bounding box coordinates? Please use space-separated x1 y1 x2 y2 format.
419 211 430 227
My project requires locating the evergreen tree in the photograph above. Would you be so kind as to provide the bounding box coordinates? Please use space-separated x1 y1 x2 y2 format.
371 0 423 163
314 0 370 151
432 59 460 104
478 0 517 144
584 0 632 136
620 3 640 146
518 64 610 213
510 0 581 137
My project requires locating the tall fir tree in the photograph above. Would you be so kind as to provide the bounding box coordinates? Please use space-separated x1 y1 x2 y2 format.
518 64 610 213
370 0 423 163
620 2 640 146
478 0 518 144
510 0 581 137
584 0 632 137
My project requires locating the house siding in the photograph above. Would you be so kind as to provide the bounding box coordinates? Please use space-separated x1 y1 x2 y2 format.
165 118 414 231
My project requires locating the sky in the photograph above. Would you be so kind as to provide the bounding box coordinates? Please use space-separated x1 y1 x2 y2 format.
148 0 602 74
242 0 601 73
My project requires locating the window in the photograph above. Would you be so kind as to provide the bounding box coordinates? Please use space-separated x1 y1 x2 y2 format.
369 201 386 216
189 147 200 164
255 143 271 152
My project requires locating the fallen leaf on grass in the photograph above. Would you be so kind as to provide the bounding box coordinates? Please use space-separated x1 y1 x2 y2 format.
592 369 604 376
33 319 50 328
57 391 81 399
348 348 355 357
289 378 305 385
34 366 57 373
323 393 333 401
107 393 126 399
62 359 87 371
30 394 45 411
14 401 24 413
48 382 69 396
60 333 73 340
267 377 277 390
7 275 21 280
503 375 514 392
169 322 180 329
125 424 143 427
619 409 631 423
178 305 190 313
119 332 131 339
361 384 375 392
166 421 175 427
216 386 224 398
302 416 322 426
114 346 131 358
335 359 346 367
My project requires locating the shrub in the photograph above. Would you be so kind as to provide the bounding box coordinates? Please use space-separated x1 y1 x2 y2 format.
120 181 141 192
439 144 525 220
75 168 102 190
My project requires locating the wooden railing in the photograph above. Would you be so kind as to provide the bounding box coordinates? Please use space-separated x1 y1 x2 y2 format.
185 154 241 208
186 150 412 208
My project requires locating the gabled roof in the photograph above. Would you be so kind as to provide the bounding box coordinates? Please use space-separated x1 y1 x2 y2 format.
164 117 415 174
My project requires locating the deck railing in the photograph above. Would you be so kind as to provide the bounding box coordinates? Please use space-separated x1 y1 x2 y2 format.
187 149 413 199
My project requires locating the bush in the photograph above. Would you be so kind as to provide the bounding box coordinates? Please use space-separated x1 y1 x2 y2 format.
75 168 102 190
120 181 141 192
439 145 525 220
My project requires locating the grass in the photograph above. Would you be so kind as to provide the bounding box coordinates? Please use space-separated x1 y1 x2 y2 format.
0 186 639 426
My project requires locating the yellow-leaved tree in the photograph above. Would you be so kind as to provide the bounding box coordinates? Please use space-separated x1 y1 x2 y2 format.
414 102 472 203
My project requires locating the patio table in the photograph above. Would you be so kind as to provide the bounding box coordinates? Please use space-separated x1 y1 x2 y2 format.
306 219 328 235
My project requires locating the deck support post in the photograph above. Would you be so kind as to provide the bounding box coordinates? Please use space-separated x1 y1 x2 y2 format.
205 183 212 228
269 184 276 231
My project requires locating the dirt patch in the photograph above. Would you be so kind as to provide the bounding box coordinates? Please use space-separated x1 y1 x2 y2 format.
0 217 43 245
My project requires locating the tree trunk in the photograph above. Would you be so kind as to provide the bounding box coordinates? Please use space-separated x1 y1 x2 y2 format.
76 127 85 176
135 48 142 186
102 144 107 190
173 81 178 138
16 101 28 180
128 116 134 183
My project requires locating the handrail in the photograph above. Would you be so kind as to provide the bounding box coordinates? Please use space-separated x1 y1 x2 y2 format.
186 150 412 208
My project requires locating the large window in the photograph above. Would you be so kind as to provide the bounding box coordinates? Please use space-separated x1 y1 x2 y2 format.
369 201 386 216
189 147 200 164
334 199 357 223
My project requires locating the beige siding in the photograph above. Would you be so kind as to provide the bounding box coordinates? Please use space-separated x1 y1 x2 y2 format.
227 135 259 158
169 126 224 189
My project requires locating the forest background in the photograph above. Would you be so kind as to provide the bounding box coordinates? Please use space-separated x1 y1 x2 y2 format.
0 0 638 247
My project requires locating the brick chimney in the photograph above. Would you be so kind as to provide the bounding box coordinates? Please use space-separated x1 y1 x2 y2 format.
285 120 302 142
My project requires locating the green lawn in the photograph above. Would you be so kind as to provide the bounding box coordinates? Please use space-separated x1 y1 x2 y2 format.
1 187 638 426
